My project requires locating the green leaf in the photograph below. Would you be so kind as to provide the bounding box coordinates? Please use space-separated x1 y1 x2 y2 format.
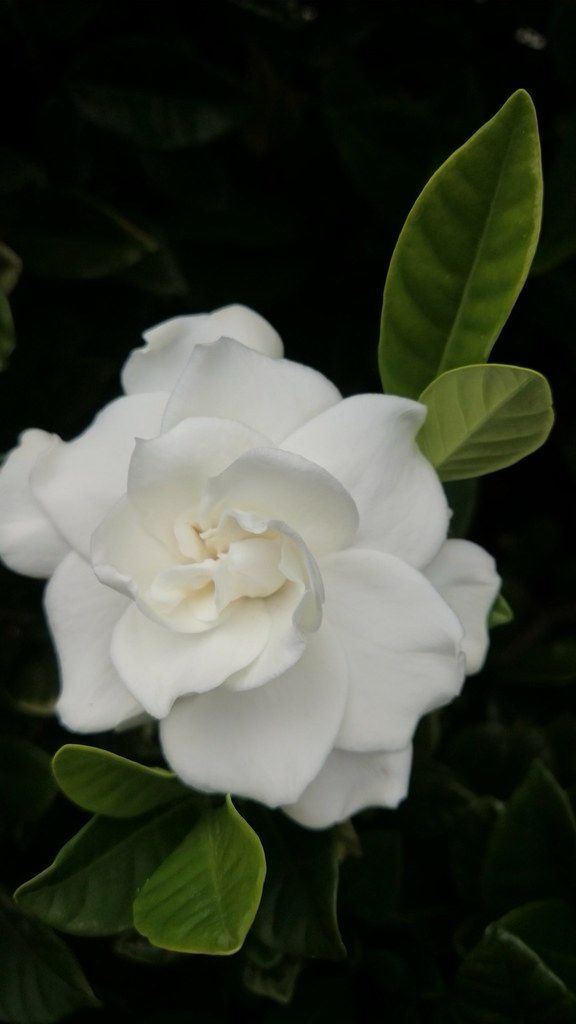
450 924 576 1023
418 364 554 481
482 761 576 917
0 894 99 1023
501 900 576 993
340 829 403 927
242 948 302 1005
133 796 266 955
14 800 198 936
379 90 542 399
0 737 57 825
0 239 22 294
0 289 15 371
52 744 188 818
245 806 346 961
489 593 514 629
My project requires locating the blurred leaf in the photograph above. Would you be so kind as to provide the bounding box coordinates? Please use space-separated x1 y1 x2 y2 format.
489 594 514 629
14 800 198 936
532 116 576 275
379 90 542 399
0 289 15 370
445 478 478 539
114 930 185 966
340 829 403 927
11 191 158 279
0 736 57 825
445 724 545 800
499 640 576 687
0 894 99 1024
133 796 265 954
482 761 576 917
53 744 188 818
245 806 346 961
449 924 576 1023
500 900 576 993
0 240 22 294
418 364 554 481
449 797 504 907
243 949 302 1005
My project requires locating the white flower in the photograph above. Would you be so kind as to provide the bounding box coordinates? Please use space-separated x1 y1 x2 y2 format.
0 304 500 828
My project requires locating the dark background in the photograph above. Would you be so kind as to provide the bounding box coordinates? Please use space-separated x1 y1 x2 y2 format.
2 2 576 1021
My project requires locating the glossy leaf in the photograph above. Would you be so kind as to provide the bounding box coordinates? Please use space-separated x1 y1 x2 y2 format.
245 806 346 961
133 797 266 955
0 895 99 1023
418 364 554 481
379 90 542 398
501 900 576 993
489 593 514 629
482 761 576 916
14 800 198 935
450 924 576 1023
53 744 188 818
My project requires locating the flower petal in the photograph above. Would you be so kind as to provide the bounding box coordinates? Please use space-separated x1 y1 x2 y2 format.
122 304 284 394
31 394 167 558
283 394 449 568
321 548 465 753
45 552 143 732
424 539 500 674
127 417 270 544
0 429 68 578
284 746 413 829
225 581 306 692
110 598 270 717
161 337 341 442
159 625 348 806
203 447 358 556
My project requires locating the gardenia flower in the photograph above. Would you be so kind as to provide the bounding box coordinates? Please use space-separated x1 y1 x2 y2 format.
0 305 500 828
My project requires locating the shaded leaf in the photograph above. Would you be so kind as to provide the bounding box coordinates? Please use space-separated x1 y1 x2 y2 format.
0 736 57 826
52 744 188 818
501 900 576 993
14 800 198 935
418 364 554 481
489 593 514 629
0 289 15 371
0 240 22 294
0 894 99 1023
379 90 542 398
133 797 265 955
340 829 403 927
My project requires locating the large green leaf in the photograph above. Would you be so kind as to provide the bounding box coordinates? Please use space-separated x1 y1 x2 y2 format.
501 900 576 993
450 924 576 1023
418 364 553 481
14 800 198 936
133 796 266 954
245 806 345 961
379 90 542 399
482 761 576 917
52 744 188 818
0 894 99 1023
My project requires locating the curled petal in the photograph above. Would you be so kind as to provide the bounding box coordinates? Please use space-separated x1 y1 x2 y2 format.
160 625 348 807
284 746 413 829
0 429 68 578
31 393 167 558
111 598 270 717
424 539 501 673
46 552 143 732
283 394 449 568
162 337 341 442
122 304 283 394
321 548 465 753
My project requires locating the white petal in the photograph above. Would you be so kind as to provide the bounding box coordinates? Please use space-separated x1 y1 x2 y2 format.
225 581 306 692
321 548 465 753
203 447 358 556
127 417 269 544
110 598 270 718
45 552 143 732
284 746 413 829
162 337 341 442
160 625 348 806
122 304 284 395
0 429 68 578
424 539 500 674
283 394 449 568
31 394 167 558
91 497 175 604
